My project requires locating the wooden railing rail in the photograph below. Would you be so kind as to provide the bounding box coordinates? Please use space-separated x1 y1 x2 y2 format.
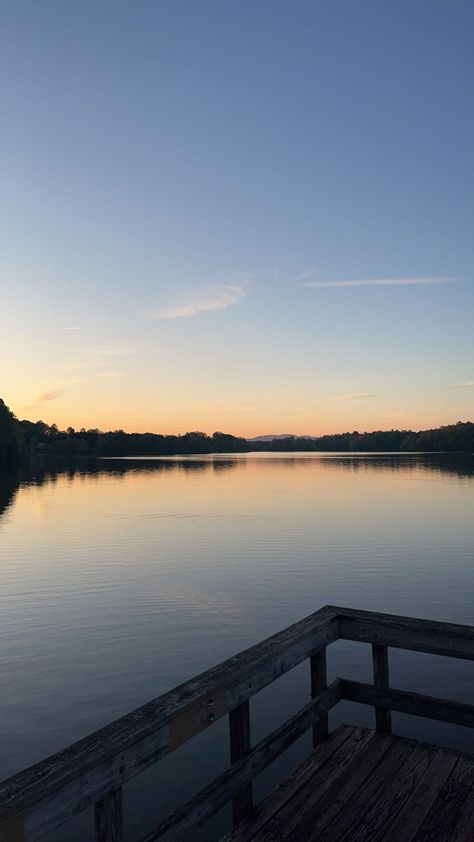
3 605 474 841
0 606 337 842
340 680 474 729
334 605 474 660
142 681 341 842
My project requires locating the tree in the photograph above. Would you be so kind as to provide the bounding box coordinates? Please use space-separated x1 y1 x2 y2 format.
0 399 24 463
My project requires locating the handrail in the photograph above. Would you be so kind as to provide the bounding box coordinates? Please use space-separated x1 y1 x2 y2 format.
142 681 341 842
334 605 474 659
2 605 474 841
0 606 337 841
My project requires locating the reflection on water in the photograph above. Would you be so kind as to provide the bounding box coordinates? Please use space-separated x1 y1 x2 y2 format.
0 453 473 840
1 451 473 521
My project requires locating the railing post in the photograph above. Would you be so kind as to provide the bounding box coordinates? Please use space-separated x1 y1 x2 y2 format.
229 700 253 825
94 788 124 842
372 643 392 733
310 647 328 747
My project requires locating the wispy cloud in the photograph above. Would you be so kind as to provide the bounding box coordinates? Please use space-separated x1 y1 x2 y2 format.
33 389 63 404
38 371 123 389
60 325 83 331
149 284 246 320
293 270 317 282
316 392 377 402
429 379 474 391
301 277 457 288
59 344 143 373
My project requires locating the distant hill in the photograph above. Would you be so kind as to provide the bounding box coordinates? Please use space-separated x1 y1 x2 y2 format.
247 434 296 442
248 434 319 442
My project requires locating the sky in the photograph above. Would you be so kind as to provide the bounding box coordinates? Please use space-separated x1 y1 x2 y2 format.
1 0 473 437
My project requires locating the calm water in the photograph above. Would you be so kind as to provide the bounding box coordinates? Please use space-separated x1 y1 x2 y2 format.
1 453 473 840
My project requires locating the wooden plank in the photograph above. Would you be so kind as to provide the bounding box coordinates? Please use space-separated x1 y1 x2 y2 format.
253 727 376 841
312 737 416 841
334 605 474 660
372 644 391 733
448 780 474 841
340 679 474 728
0 606 337 841
346 743 436 841
289 731 396 840
382 748 458 842
222 725 355 842
229 701 253 825
412 755 474 842
94 789 123 842
141 680 341 842
310 648 328 746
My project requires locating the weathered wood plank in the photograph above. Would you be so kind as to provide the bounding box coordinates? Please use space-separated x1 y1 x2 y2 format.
372 644 391 733
412 755 474 841
229 701 253 825
254 727 376 841
290 730 396 840
334 605 474 660
381 748 458 842
317 738 417 841
449 779 474 841
94 788 123 842
0 606 337 841
222 725 355 842
340 679 474 728
347 743 436 841
141 681 341 842
310 648 328 746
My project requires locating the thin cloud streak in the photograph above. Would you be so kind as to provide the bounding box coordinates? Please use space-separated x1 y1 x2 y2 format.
33 389 64 404
149 284 246 319
39 371 123 388
60 325 83 331
292 270 316 282
316 392 377 402
427 379 474 391
59 344 144 373
301 277 457 288
440 380 474 390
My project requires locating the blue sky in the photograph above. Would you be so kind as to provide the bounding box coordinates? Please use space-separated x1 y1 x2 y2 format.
1 0 473 435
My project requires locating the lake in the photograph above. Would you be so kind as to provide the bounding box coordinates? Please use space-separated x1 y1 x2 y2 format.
1 452 473 840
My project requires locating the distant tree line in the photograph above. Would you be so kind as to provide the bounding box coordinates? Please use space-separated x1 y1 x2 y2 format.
0 398 473 464
252 423 474 454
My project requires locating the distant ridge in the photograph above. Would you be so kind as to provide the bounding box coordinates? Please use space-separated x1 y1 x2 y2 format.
248 434 318 441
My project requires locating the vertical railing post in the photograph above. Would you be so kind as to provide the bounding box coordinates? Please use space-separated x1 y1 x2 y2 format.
94 788 124 842
229 700 253 825
372 643 392 733
310 647 328 747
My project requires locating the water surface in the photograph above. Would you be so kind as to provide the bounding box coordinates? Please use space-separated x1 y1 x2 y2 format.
1 453 473 839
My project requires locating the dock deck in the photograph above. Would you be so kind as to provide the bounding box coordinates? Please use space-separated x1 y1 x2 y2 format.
3 605 474 841
225 724 474 841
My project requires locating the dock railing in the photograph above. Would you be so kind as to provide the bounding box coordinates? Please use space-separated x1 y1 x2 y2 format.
2 605 474 841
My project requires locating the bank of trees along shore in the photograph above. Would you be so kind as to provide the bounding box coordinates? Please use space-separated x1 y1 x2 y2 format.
0 399 24 464
0 397 473 463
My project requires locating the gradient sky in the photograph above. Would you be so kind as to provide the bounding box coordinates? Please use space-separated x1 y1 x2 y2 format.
1 0 473 436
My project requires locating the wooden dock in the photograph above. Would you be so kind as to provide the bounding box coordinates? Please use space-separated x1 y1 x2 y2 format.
223 725 474 841
2 605 474 840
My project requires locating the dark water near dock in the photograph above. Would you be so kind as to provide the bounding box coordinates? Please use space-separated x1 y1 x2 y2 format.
1 453 473 839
